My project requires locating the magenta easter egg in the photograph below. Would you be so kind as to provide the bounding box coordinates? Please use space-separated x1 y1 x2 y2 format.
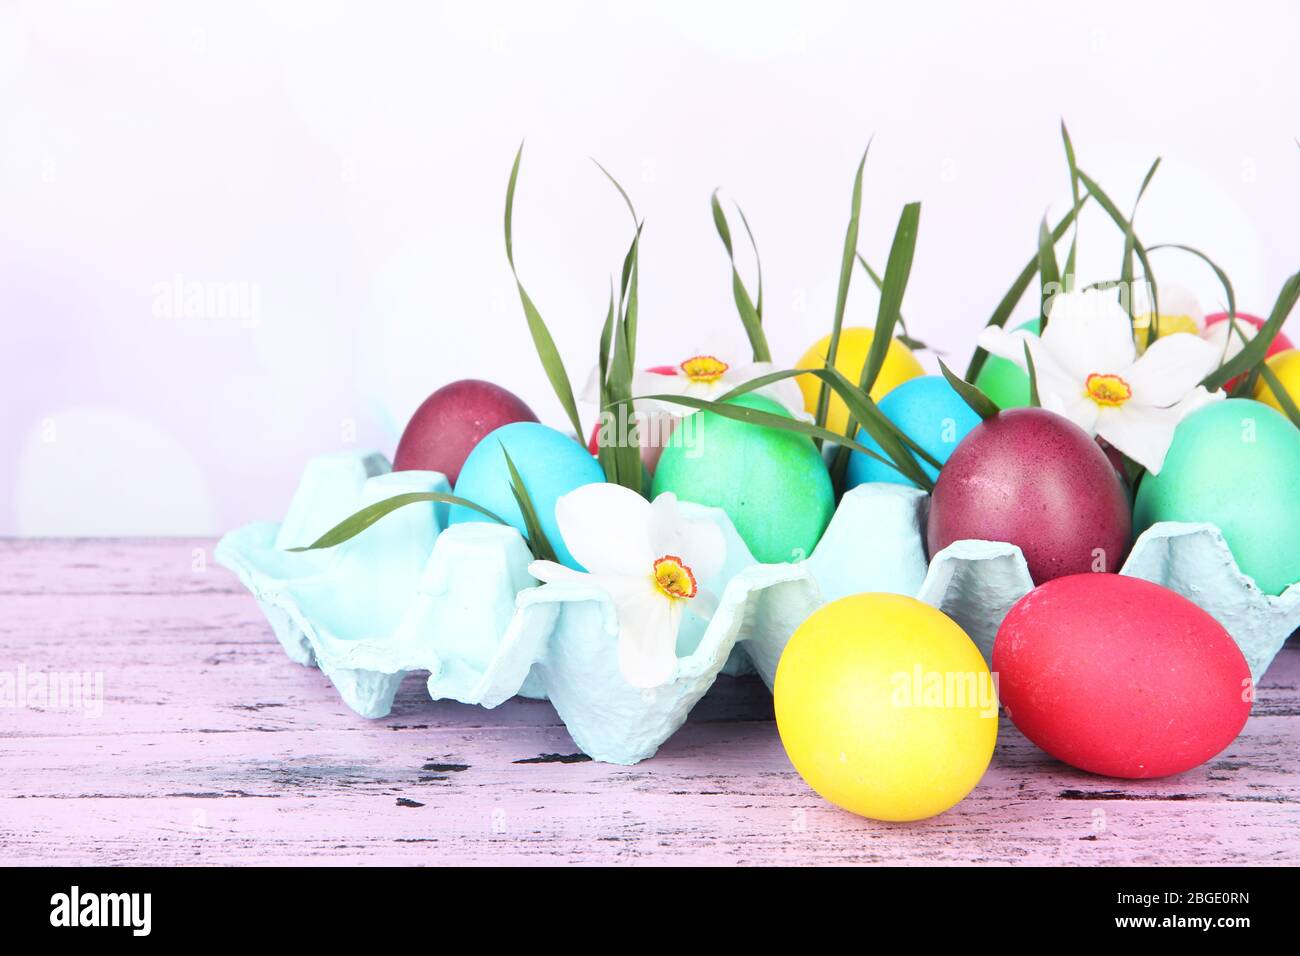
393 379 538 484
926 408 1131 583
993 575 1252 778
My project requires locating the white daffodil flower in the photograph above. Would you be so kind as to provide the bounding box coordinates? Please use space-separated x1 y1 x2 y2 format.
977 289 1224 474
581 336 809 420
528 484 726 688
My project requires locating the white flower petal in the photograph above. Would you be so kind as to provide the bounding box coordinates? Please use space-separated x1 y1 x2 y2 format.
683 379 724 401
526 559 586 587
975 325 1038 365
1094 405 1181 475
690 587 719 620
979 329 1103 435
1125 333 1223 407
648 492 726 580
632 366 687 396
553 483 653 575
528 564 682 687
1041 290 1138 380
613 584 682 688
1040 386 1101 435
1095 387 1221 474
629 367 695 416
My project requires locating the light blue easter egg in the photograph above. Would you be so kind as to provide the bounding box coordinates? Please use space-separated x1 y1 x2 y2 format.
450 422 605 569
845 375 982 489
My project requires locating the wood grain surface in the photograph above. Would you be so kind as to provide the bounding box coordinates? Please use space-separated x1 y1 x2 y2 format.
2 538 1296 866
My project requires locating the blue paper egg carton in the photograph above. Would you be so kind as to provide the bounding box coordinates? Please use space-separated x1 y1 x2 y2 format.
217 450 1300 764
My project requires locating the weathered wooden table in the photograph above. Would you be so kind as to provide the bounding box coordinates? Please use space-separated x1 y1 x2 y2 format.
3 539 1297 866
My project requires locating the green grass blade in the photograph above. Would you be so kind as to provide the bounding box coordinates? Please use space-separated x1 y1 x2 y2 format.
643 365 934 487
1037 214 1061 329
814 363 933 488
1257 361 1300 428
711 191 771 361
1023 341 1040 408
859 202 921 395
818 366 941 471
709 364 941 473
1124 159 1161 336
504 143 585 439
607 226 643 394
964 198 1088 380
1147 243 1236 321
626 391 914 480
939 359 999 420
622 228 641 372
736 204 764 320
595 281 619 479
595 219 646 494
1079 165 1159 337
592 158 639 224
857 253 928 347
1060 120 1082 282
1203 270 1300 391
598 280 615 400
502 446 559 563
613 229 644 495
815 142 871 431
598 163 643 376
288 492 505 551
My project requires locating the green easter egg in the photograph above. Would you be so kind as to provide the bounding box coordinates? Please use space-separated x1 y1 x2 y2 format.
1134 399 1300 596
651 394 834 563
975 318 1041 409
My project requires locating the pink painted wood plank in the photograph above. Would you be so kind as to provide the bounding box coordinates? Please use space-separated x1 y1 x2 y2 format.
1 539 1297 866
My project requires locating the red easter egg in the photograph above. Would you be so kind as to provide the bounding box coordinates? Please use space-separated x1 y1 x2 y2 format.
393 379 537 483
1205 311 1294 357
993 575 1252 778
926 408 1132 583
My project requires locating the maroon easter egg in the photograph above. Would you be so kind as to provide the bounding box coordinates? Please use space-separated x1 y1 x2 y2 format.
926 407 1131 583
393 379 537 483
992 575 1252 779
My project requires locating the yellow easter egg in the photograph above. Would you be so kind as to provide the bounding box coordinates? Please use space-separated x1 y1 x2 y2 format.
1134 313 1202 351
795 328 924 434
1253 348 1300 416
774 593 998 822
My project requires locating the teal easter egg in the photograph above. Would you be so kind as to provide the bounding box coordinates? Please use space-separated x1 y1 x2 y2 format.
650 394 834 563
1134 399 1300 595
975 318 1040 409
451 421 605 569
845 375 982 489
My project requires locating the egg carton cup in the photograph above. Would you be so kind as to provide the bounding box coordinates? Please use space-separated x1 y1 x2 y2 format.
217 450 1299 764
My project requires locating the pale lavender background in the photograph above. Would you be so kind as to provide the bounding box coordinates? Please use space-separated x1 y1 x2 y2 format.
2 0 1297 536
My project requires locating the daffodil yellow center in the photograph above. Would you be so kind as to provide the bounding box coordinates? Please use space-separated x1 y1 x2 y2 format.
652 554 698 600
680 355 729 383
1085 372 1133 408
